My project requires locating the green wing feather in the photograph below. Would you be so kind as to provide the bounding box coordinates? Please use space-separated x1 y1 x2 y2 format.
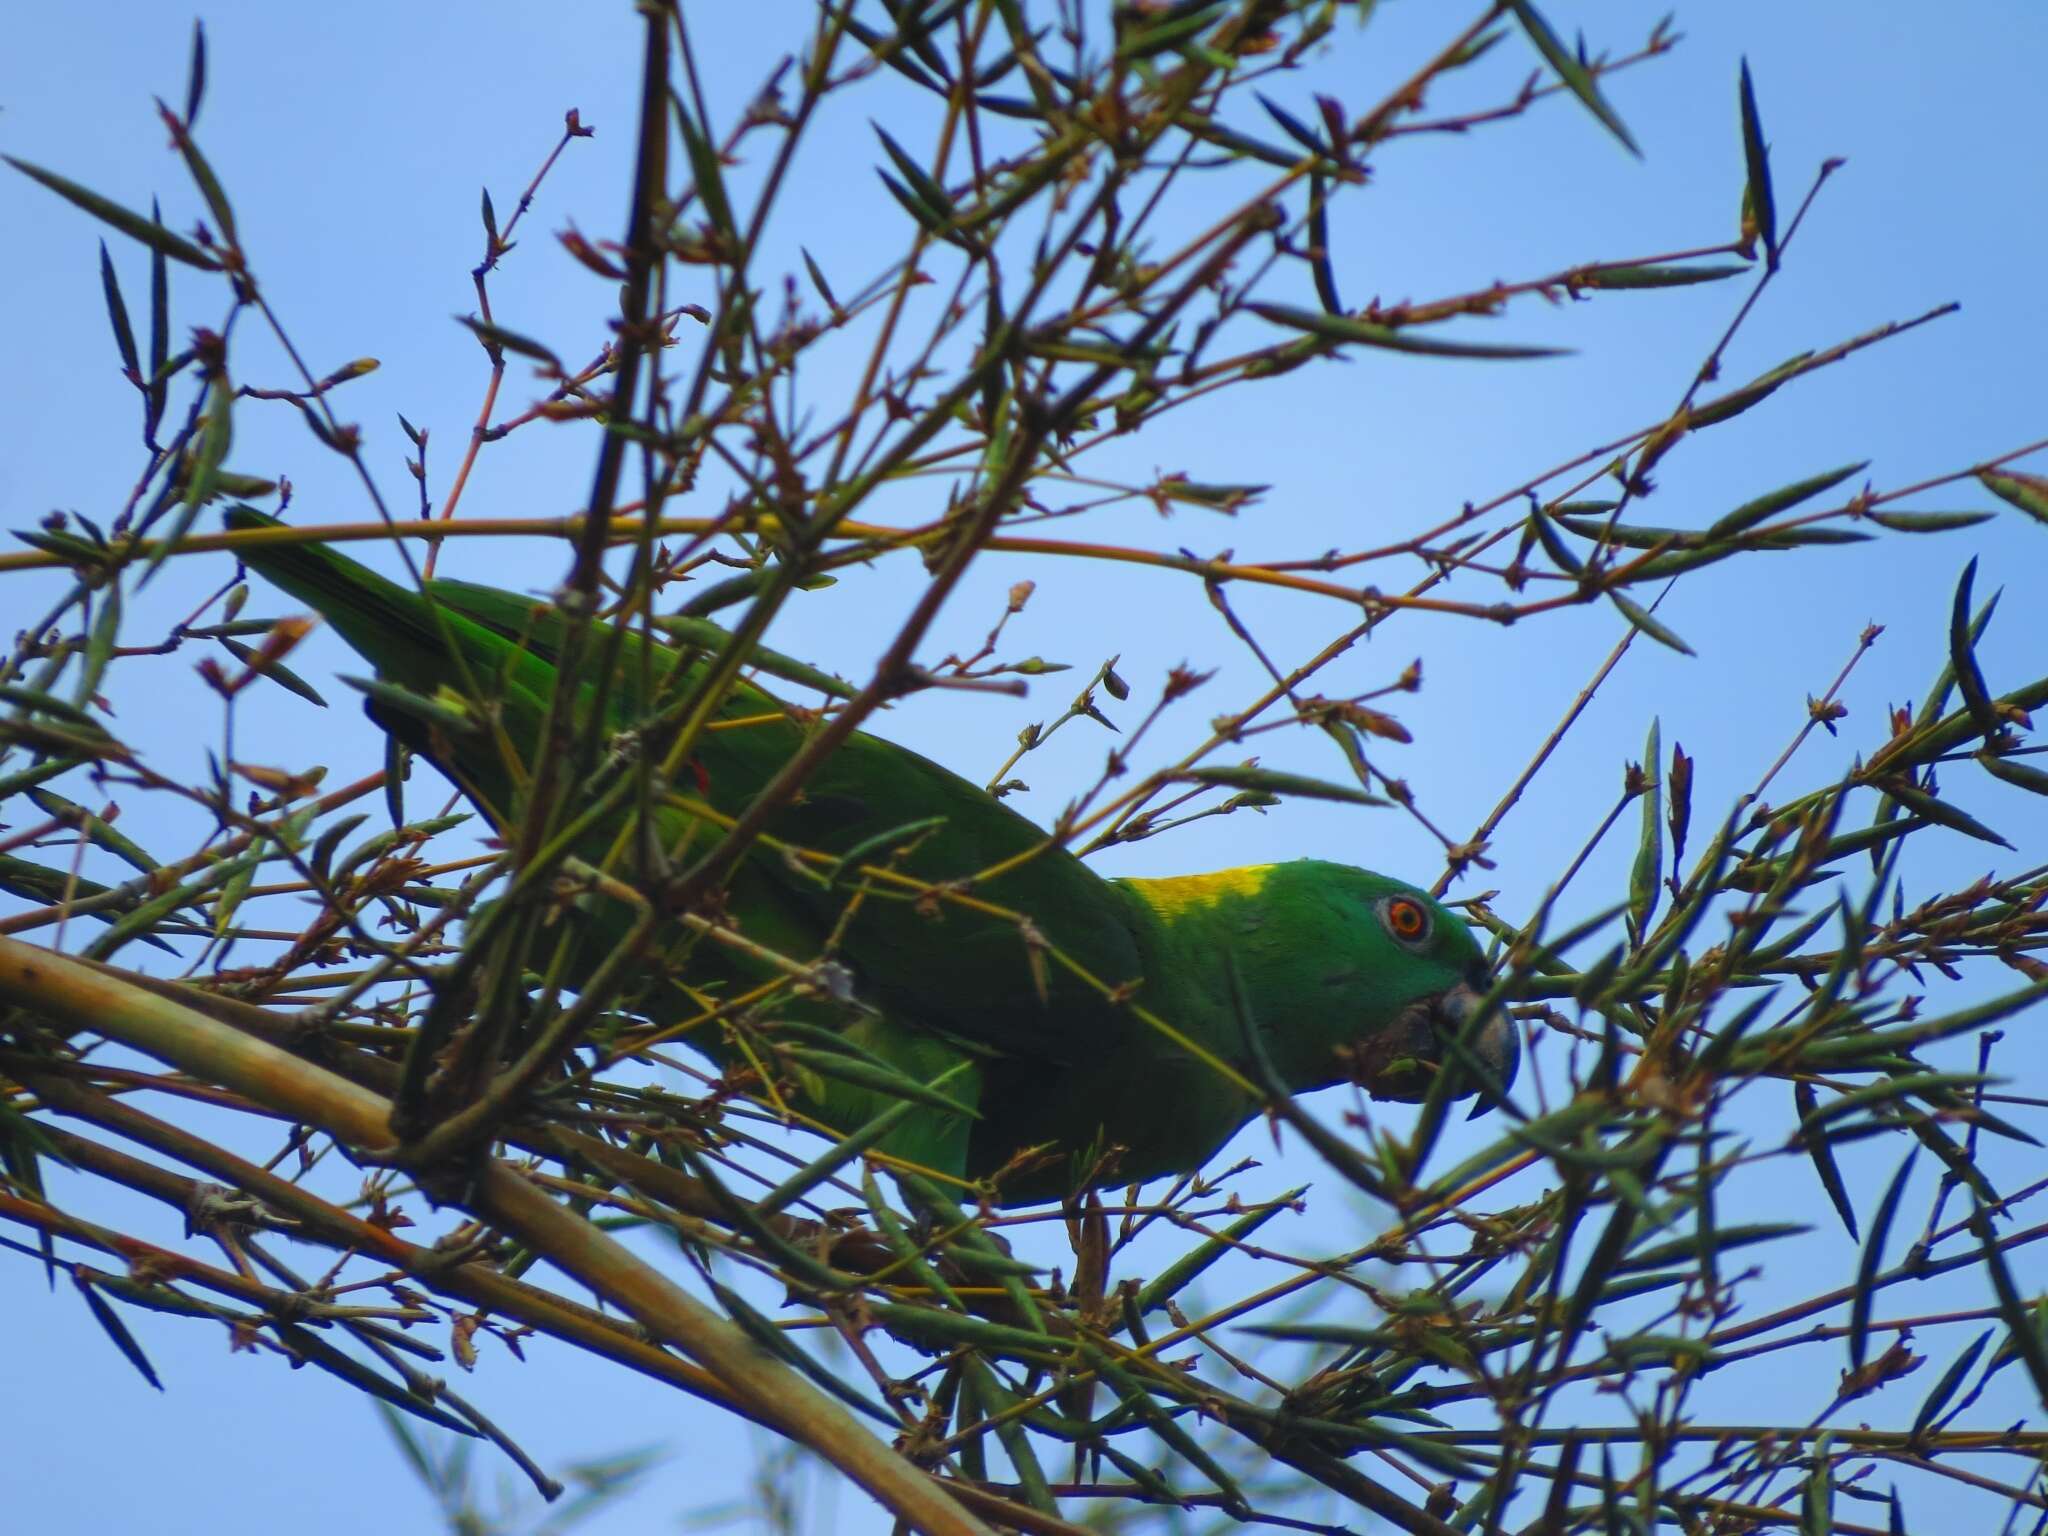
415 574 1149 1063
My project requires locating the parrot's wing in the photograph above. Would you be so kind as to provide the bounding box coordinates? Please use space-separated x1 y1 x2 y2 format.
421 573 1149 1065
228 508 1149 1067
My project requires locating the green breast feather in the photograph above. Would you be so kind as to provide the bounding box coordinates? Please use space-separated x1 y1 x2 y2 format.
227 508 1517 1204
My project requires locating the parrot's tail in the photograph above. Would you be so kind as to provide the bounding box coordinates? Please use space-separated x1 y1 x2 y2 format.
222 506 517 698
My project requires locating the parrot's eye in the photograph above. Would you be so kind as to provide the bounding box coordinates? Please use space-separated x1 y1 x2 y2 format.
1377 895 1433 949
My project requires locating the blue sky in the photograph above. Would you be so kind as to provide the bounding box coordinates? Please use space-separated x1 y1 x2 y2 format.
4 4 2046 1532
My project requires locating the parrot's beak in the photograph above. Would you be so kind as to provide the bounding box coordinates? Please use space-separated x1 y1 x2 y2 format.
1437 978 1520 1118
1342 977 1519 1111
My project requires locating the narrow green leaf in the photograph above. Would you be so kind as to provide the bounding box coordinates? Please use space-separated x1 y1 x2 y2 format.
1794 1083 1859 1239
1629 718 1663 934
1599 1446 1624 1536
759 1017 898 1078
455 316 563 373
1132 1189 1305 1315
1979 752 2048 796
344 676 483 738
97 242 140 381
1529 503 1584 575
1247 302 1567 360
1911 1328 1992 1438
157 98 235 246
329 814 466 882
1114 4 1227 61
1241 1321 1389 1347
781 1046 980 1119
753 1062 977 1220
1866 509 1994 533
823 817 949 888
875 168 940 235
1181 763 1388 806
872 123 957 219
1971 1205 2048 1414
932 1242 1044 1282
859 1171 963 1312
1978 468 2048 526
1947 558 2000 743
1982 1295 2048 1384
1553 512 1701 550
146 199 170 441
1882 776 2011 848
183 20 207 127
0 758 91 801
1738 59 1777 264
1087 1356 1250 1518
1849 1147 1918 1373
309 813 372 879
1159 480 1268 512
1690 355 1806 426
79 581 122 705
1787 980 2048 1070
1912 587 2000 731
1255 92 1330 157
1798 1072 1992 1131
0 855 179 951
706 1276 893 1426
1800 1433 1833 1536
211 837 263 939
5 157 221 269
218 637 328 708
1576 262 1750 290
27 789 156 875
1095 1444 1181 1506
669 1147 844 1293
384 734 408 829
674 97 736 238
1504 0 1639 154
800 246 840 313
1707 462 1866 539
1559 1139 1673 1351
897 1170 1045 1332
1752 525 1870 548
1307 171 1342 313
1616 1221 1805 1274
963 1358 1059 1514
270 1321 477 1434
879 0 962 80
652 615 856 697
1609 590 1695 656
838 14 945 95
72 1275 163 1390
0 682 106 730
678 566 836 617
144 373 233 584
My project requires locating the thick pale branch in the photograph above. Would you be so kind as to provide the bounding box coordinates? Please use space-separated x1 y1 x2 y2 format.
0 936 993 1536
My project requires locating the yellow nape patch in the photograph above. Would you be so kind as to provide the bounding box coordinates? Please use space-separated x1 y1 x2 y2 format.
1123 864 1275 919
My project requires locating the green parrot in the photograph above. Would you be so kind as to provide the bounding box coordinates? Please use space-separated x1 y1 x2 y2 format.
226 509 1515 1204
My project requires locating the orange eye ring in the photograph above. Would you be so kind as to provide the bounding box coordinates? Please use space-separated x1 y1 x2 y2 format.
1380 895 1432 946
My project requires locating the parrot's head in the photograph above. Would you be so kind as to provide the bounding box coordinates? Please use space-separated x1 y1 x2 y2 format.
1205 860 1517 1113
